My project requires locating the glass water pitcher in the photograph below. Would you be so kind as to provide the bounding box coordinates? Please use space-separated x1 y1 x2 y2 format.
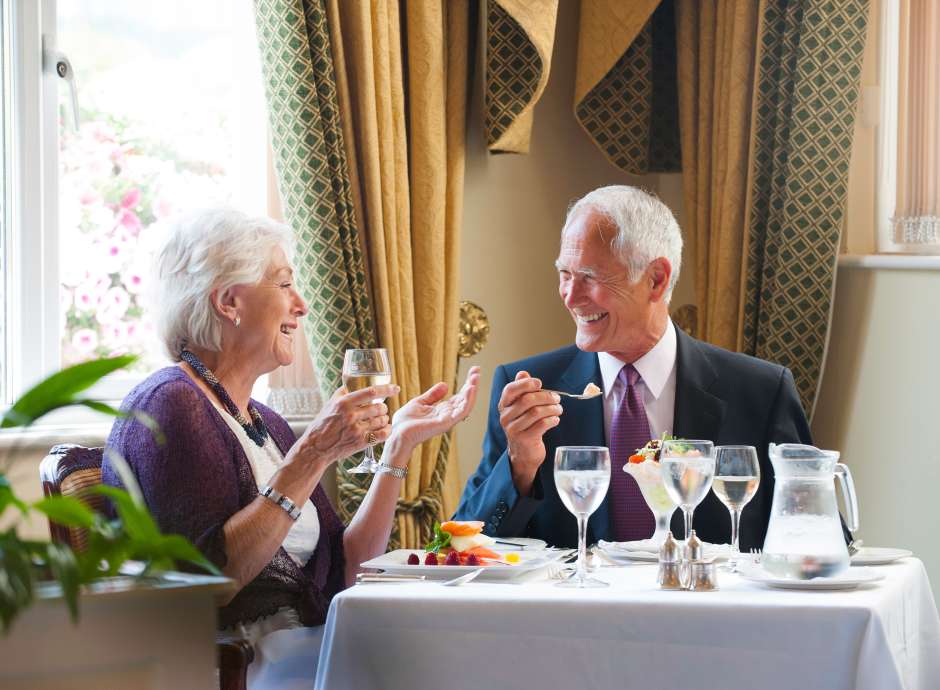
763 443 859 579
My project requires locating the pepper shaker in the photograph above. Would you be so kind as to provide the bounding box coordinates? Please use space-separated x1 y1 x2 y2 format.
657 532 683 590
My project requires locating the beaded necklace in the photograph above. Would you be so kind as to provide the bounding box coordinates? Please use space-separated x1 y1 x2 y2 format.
180 349 269 447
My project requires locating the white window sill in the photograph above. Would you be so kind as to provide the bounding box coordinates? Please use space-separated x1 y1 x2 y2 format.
0 417 315 452
839 254 940 270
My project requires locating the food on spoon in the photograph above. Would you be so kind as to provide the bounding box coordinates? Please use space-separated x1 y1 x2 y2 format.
582 382 602 397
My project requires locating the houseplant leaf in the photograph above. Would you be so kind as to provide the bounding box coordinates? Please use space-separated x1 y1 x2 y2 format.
31 496 97 529
0 355 137 428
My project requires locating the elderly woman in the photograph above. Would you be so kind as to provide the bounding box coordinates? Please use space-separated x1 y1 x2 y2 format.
103 207 479 687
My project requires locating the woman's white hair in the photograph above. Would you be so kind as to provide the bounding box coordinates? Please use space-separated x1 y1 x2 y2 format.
563 185 683 301
152 207 295 360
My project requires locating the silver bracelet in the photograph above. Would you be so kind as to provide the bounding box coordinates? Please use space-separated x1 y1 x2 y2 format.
376 462 407 479
259 484 302 521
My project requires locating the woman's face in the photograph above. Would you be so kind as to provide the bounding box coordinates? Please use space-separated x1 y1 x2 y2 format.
230 246 308 373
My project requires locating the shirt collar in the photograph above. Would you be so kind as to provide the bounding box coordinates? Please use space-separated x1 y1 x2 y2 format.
597 319 677 400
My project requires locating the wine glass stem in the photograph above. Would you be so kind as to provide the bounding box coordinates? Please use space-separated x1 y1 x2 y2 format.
683 507 693 541
576 514 589 583
729 508 741 571
364 444 377 465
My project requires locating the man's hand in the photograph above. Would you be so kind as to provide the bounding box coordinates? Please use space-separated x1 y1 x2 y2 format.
498 371 562 496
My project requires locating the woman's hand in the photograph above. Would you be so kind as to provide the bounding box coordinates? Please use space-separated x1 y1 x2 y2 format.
285 383 399 470
387 366 481 454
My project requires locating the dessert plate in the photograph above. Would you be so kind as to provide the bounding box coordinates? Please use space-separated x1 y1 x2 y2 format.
849 547 912 566
361 549 562 580
738 565 885 590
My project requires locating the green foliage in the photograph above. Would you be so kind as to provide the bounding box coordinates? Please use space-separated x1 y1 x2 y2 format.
0 356 221 634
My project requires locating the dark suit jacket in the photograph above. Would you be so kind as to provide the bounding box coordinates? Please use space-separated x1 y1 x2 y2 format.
454 329 813 550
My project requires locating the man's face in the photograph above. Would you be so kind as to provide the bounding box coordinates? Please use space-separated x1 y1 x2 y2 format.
555 209 657 361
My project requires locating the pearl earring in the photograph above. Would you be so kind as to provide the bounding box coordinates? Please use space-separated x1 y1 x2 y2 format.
234 315 241 328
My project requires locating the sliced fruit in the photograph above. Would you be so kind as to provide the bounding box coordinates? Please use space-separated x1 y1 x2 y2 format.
440 520 485 536
463 546 501 560
628 453 647 464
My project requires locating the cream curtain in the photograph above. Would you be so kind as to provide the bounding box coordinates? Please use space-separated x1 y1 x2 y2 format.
893 0 940 245
676 1 759 350
325 1 470 548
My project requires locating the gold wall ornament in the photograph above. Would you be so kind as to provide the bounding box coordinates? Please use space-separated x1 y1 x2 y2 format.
458 300 490 358
671 303 698 339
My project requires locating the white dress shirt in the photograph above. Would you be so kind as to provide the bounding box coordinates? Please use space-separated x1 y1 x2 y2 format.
598 319 678 445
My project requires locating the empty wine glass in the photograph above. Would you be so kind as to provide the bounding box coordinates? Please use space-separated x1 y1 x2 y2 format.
554 446 611 588
713 445 760 571
660 439 715 541
342 348 392 474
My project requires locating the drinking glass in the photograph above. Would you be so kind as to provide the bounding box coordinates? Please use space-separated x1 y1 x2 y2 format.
554 446 611 588
342 348 392 474
660 439 715 540
713 445 760 571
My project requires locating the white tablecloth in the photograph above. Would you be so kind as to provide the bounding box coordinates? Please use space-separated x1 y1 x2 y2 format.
315 559 940 690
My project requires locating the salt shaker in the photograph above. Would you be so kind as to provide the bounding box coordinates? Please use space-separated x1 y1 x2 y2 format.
657 532 683 590
685 530 704 562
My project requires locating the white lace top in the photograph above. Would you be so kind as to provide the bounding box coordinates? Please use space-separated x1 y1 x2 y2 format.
214 405 320 566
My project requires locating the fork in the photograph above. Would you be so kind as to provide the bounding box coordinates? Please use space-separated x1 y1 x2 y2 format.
441 568 484 587
748 548 762 565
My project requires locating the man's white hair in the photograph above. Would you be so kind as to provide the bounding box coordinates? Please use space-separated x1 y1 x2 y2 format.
152 207 295 360
562 185 683 301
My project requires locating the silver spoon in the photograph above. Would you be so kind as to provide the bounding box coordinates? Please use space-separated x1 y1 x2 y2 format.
546 387 602 400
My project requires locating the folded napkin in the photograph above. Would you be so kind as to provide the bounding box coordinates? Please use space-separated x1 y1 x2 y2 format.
598 539 733 560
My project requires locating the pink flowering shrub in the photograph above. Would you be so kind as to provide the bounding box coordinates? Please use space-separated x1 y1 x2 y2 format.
59 115 228 370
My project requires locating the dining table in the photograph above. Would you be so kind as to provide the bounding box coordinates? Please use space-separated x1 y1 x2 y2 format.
315 556 940 690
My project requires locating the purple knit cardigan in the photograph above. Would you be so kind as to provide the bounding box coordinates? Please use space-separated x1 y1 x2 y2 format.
103 366 346 629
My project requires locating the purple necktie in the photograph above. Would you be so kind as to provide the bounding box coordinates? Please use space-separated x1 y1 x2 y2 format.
608 364 655 541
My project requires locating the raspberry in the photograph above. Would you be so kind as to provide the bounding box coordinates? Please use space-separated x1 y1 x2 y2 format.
444 550 460 566
465 554 480 566
407 553 420 565
424 552 438 565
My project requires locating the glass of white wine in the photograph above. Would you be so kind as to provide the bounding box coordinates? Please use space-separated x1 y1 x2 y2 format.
713 445 760 571
554 446 611 588
660 439 715 541
342 348 392 474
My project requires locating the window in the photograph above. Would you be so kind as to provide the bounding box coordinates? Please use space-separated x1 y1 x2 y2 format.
2 0 269 411
875 0 940 254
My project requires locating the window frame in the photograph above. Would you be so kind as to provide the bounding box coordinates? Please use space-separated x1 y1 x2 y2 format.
3 0 280 419
874 0 940 256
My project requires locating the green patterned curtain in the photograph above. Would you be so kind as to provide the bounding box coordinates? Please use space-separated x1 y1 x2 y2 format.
484 1 559 153
254 0 378 513
574 0 681 174
741 0 870 416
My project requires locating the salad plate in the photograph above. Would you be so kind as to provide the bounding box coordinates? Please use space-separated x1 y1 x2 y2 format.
738 565 885 590
849 547 912 566
361 549 563 580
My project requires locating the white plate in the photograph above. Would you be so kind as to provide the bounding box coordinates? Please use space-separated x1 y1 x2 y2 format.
739 565 885 590
361 549 561 580
850 547 912 566
598 540 732 563
490 537 547 551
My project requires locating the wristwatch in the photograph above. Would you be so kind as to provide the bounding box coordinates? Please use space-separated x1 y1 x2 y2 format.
376 462 408 479
259 484 302 521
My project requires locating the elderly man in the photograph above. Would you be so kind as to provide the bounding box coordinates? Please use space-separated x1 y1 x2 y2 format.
455 185 811 550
